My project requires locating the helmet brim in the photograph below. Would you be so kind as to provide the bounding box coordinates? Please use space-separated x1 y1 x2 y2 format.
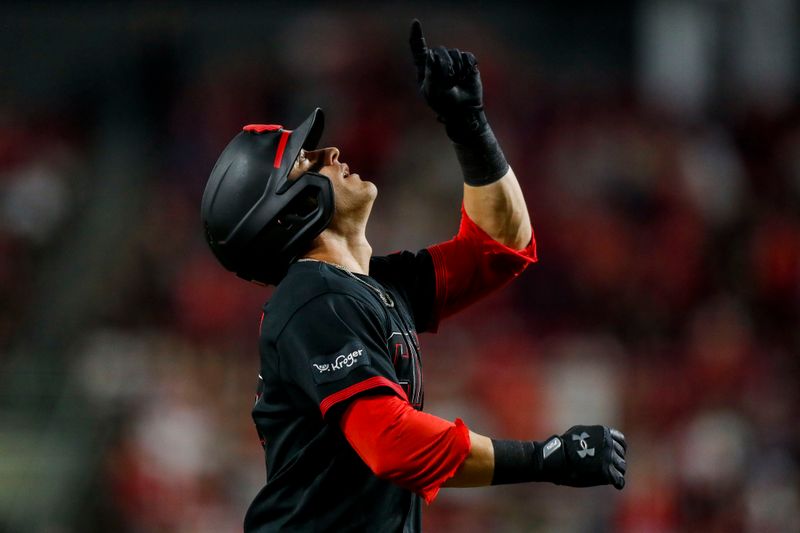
279 108 325 176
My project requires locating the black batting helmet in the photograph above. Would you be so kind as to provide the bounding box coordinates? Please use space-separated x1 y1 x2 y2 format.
201 108 334 285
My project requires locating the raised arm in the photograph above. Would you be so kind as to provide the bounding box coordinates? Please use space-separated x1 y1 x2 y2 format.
463 169 532 249
410 19 531 250
410 20 537 322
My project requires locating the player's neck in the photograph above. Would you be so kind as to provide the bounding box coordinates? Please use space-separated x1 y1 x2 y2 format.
302 231 372 275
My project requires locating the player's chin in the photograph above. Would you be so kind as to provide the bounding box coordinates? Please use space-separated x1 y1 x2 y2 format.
348 173 376 190
362 180 378 199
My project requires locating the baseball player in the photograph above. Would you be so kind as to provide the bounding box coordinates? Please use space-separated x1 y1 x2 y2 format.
201 20 627 532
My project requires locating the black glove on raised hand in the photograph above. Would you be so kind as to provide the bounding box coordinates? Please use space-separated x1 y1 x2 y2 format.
409 19 486 142
492 425 627 490
409 19 508 185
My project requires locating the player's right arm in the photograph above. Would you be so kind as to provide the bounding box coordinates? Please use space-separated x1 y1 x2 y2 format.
339 394 627 502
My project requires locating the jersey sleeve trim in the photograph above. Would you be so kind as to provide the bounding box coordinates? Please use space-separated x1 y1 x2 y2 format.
319 375 409 417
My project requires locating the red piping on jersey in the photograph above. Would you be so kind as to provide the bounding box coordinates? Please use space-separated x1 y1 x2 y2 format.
273 130 293 169
319 376 408 417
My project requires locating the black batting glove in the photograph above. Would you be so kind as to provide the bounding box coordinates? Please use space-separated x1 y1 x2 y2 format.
541 425 627 489
409 19 509 185
409 19 487 143
492 425 627 490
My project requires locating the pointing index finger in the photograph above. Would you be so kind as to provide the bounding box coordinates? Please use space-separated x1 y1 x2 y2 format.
409 19 428 64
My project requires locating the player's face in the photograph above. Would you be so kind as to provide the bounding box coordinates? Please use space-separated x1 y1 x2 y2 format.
288 147 377 217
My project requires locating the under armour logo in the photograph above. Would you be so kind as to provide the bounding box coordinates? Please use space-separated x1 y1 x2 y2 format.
572 432 595 458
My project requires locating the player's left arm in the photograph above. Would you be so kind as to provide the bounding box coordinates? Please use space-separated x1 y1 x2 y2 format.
463 170 531 250
410 19 531 249
410 20 537 322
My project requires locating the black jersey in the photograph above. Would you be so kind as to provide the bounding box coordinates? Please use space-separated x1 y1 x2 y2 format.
244 251 436 533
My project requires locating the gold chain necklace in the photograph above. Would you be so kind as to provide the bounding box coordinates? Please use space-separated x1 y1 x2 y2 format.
297 258 395 308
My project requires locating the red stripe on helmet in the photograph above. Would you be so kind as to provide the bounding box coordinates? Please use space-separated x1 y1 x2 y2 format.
273 130 292 169
243 124 282 133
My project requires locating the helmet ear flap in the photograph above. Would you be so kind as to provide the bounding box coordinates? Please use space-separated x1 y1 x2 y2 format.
281 211 314 227
277 184 321 227
238 172 333 285
276 171 334 252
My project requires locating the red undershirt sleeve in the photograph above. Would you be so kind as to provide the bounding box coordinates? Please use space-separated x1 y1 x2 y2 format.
427 205 537 323
339 395 471 504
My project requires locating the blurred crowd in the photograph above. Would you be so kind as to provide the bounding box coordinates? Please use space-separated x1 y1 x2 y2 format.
2 8 800 533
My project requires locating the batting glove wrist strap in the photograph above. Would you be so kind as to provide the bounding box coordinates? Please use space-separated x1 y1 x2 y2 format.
451 122 509 186
490 439 542 485
491 425 627 490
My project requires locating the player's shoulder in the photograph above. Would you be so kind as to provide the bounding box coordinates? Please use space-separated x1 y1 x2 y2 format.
262 261 379 340
369 250 417 271
369 249 431 286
